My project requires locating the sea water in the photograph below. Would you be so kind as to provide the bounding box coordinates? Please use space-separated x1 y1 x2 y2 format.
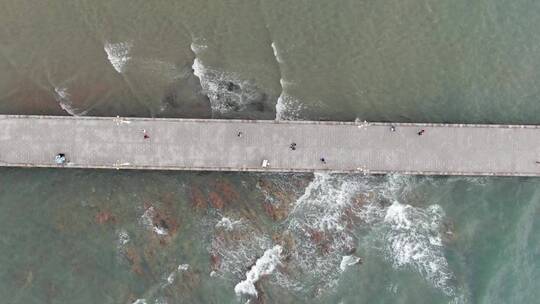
0 1 539 303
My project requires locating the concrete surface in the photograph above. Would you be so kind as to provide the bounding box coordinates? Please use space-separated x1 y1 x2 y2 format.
1 115 540 176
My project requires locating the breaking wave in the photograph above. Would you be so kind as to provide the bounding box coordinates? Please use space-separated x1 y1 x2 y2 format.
383 201 454 296
208 173 457 300
234 245 283 297
271 42 303 120
359 175 458 298
283 174 456 298
276 90 303 121
277 173 368 295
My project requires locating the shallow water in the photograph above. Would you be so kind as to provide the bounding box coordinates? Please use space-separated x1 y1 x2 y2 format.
1 1 540 303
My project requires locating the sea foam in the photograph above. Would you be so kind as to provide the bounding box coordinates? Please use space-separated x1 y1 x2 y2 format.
357 175 456 297
192 57 261 114
271 42 303 121
104 41 132 73
281 173 367 294
276 91 303 121
382 201 453 296
234 245 283 297
340 255 362 272
54 87 88 116
215 216 242 231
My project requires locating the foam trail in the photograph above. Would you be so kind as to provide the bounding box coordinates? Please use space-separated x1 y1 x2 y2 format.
54 87 88 116
271 42 283 63
104 41 132 73
234 245 283 297
190 42 208 82
271 42 303 120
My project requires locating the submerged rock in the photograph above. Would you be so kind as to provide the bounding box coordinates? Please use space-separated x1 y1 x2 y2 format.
190 185 207 209
95 210 116 224
124 247 144 276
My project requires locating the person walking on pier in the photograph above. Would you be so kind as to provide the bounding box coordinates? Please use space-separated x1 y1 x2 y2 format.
290 142 297 151
417 129 425 136
143 129 150 139
320 157 326 164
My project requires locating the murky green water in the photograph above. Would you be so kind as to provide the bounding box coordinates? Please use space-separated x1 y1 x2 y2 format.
1 1 539 303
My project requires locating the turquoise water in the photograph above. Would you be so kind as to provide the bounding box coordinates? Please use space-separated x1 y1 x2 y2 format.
1 1 540 303
0 171 538 303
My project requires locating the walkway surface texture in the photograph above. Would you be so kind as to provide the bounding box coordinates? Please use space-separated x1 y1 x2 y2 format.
1 115 540 176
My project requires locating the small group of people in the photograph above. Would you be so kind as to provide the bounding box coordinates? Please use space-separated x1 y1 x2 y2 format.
389 125 426 136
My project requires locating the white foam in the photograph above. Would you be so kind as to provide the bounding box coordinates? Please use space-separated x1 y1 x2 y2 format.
209 212 273 279
276 93 303 121
132 299 147 304
234 245 283 297
163 264 190 287
340 255 361 272
280 173 369 294
54 87 87 116
153 226 169 236
271 42 283 63
104 41 132 73
166 272 176 285
117 229 130 246
271 42 303 121
362 198 455 296
192 58 205 81
140 206 168 236
288 173 361 232
140 206 155 228
192 58 260 113
278 173 456 297
190 42 207 55
215 216 241 231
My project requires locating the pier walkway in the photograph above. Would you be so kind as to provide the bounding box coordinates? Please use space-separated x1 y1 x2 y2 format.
1 115 540 176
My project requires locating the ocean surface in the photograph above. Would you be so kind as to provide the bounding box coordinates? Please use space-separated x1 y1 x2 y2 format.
0 1 539 303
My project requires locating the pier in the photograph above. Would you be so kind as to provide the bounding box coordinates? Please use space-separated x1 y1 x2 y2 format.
1 115 540 176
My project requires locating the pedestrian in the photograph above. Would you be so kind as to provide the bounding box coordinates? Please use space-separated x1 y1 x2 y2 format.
237 131 243 137
143 129 150 139
417 129 425 136
320 157 326 164
390 125 396 132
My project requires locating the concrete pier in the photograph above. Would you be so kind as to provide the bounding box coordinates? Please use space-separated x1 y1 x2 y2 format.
1 115 540 176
